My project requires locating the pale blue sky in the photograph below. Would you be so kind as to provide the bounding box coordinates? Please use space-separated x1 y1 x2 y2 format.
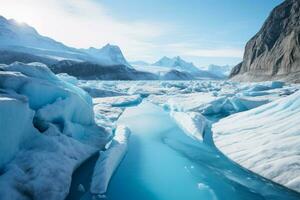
0 0 283 67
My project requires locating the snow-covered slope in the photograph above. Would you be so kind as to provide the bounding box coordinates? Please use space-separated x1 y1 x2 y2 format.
153 56 200 73
0 16 90 63
0 16 69 52
0 16 131 68
0 62 110 200
213 90 300 192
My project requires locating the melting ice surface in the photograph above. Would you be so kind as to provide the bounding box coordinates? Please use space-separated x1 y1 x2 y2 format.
104 101 300 200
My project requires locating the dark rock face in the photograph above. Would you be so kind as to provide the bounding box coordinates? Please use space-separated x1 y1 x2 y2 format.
230 0 300 82
161 70 195 80
50 61 158 80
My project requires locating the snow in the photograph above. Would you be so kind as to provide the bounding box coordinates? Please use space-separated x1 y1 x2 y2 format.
1 69 300 198
0 16 132 68
159 91 272 116
213 90 300 192
0 62 109 200
93 95 142 107
105 101 300 199
244 81 285 92
152 56 200 73
171 111 208 141
0 130 97 200
90 125 131 195
57 73 79 85
79 79 300 194
166 92 219 112
84 44 132 68
91 94 142 133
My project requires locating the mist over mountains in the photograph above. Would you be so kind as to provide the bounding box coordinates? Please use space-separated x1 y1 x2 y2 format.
0 15 228 80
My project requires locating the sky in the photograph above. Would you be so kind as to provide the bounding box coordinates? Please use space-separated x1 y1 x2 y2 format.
0 0 283 67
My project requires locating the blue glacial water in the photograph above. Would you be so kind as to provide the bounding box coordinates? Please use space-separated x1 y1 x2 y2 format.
68 101 300 200
105 101 300 200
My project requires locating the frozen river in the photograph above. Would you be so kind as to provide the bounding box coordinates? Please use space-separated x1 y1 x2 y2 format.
106 101 300 200
68 100 300 200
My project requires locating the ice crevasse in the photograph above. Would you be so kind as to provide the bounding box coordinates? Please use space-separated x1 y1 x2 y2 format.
0 62 110 200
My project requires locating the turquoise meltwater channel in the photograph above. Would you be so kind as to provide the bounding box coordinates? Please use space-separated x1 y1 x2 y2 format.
103 101 300 200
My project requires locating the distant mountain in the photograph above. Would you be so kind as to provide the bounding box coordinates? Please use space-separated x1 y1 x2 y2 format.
130 60 150 66
208 64 232 78
131 56 223 80
230 0 300 82
160 69 195 80
152 56 200 73
0 50 57 66
82 44 132 68
50 60 158 80
0 15 222 81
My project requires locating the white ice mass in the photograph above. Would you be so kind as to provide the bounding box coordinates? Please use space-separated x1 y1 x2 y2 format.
90 125 131 195
213 89 300 192
0 62 109 199
171 111 208 141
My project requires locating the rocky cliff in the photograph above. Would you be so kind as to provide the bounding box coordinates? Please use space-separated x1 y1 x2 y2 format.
230 0 300 82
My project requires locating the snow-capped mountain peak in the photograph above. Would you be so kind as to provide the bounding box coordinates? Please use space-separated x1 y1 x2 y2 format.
0 16 133 68
0 15 69 51
84 43 131 68
152 56 200 73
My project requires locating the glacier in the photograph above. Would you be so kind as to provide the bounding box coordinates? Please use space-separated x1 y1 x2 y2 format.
76 79 300 197
1 65 300 199
103 101 300 200
0 62 110 199
213 89 300 192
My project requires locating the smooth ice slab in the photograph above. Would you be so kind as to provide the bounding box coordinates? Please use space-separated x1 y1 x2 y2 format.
90 125 130 194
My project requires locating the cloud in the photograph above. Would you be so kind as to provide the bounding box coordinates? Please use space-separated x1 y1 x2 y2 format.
0 0 170 56
156 42 243 58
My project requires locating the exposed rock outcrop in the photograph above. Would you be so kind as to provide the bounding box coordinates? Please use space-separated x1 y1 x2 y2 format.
230 0 300 82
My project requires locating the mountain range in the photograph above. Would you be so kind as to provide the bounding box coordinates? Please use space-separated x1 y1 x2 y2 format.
152 56 200 73
0 15 226 80
131 57 225 80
